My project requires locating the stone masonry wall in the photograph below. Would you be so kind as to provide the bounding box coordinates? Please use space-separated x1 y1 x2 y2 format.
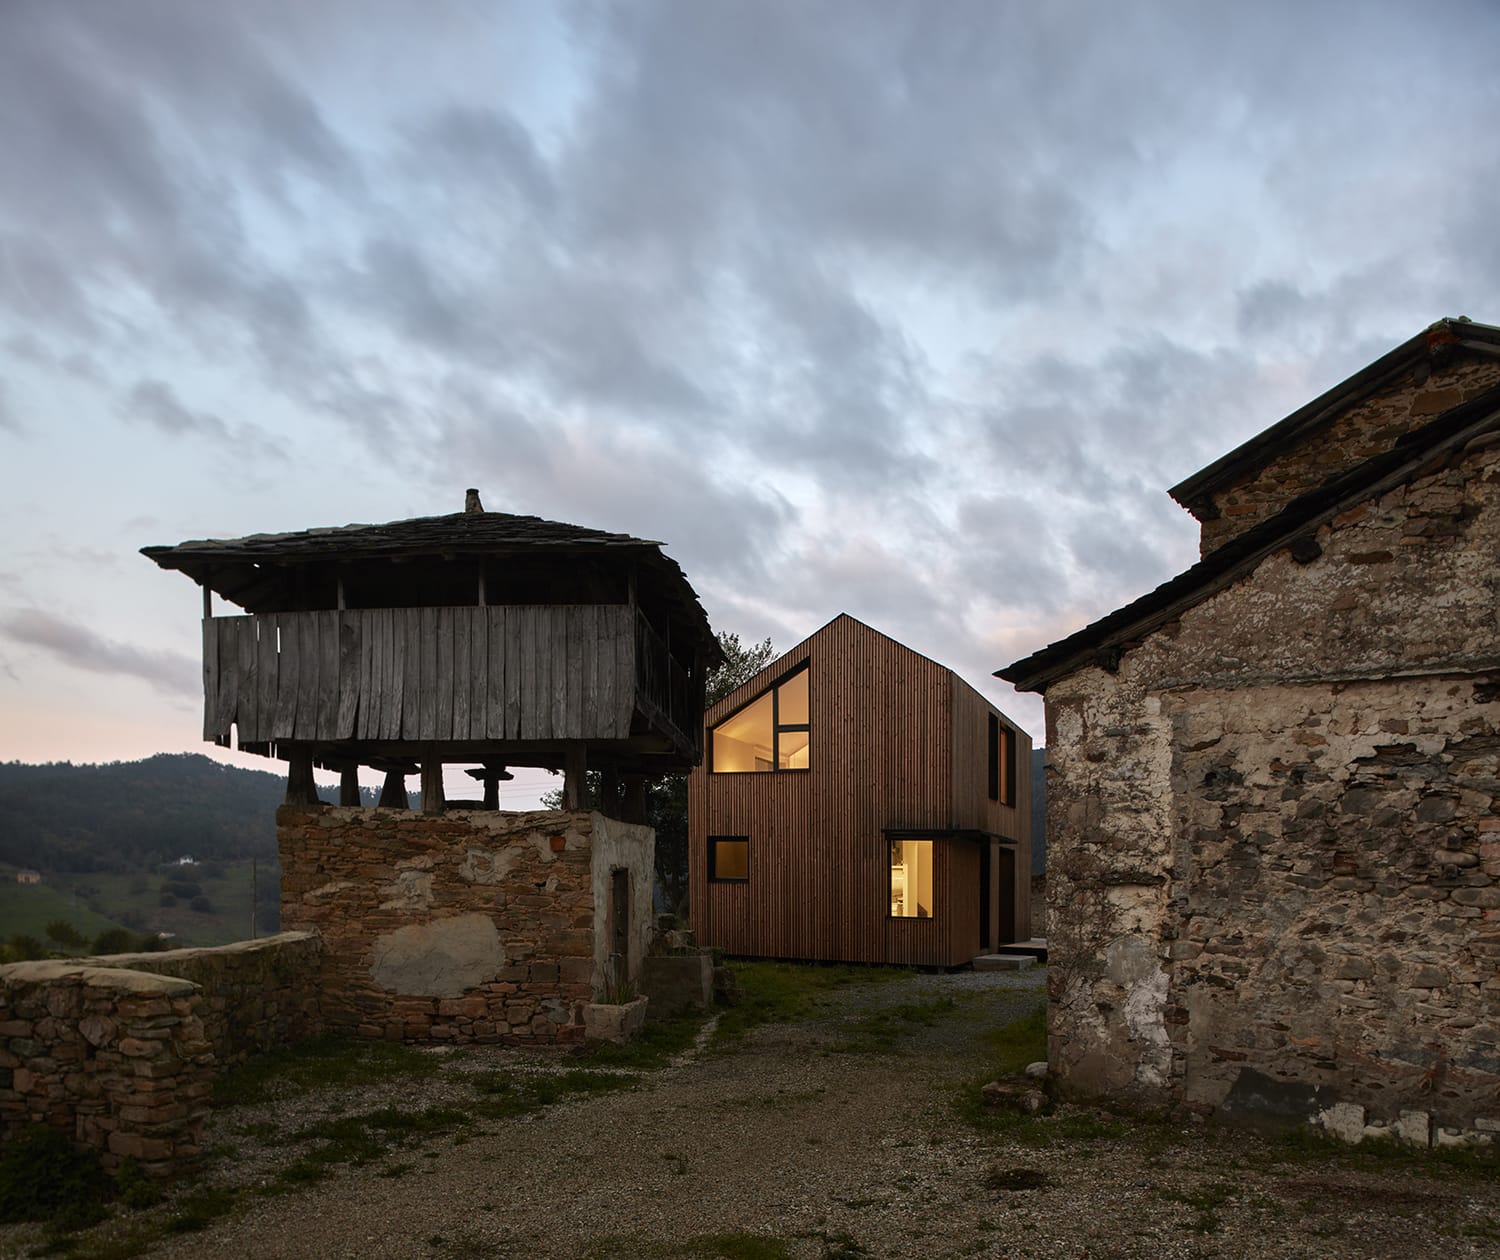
0 962 215 1176
87 933 322 1068
278 805 654 1046
1045 439 1500 1141
1199 350 1500 555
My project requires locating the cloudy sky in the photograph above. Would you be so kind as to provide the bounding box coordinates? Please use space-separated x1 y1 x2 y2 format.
1 1 1495 805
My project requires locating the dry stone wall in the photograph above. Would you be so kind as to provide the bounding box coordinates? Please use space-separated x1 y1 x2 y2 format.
1045 441 1500 1141
0 963 214 1176
278 805 653 1046
87 933 321 1068
1199 351 1500 555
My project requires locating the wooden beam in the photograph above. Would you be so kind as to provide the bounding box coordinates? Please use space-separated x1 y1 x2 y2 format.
563 744 587 810
621 773 647 824
339 765 360 807
285 747 319 807
378 769 408 809
202 584 212 621
421 748 445 814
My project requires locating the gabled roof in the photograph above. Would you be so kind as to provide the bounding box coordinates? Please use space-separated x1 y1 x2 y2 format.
709 611 1010 726
1168 318 1500 522
999 383 1500 693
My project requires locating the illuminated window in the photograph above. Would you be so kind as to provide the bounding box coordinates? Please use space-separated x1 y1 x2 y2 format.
709 836 749 882
989 715 1016 806
711 667 810 772
890 839 934 918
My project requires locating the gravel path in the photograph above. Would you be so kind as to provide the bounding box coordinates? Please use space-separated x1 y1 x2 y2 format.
7 968 1499 1259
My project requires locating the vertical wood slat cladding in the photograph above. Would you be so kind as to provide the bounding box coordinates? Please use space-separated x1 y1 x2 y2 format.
690 614 1033 967
203 605 635 748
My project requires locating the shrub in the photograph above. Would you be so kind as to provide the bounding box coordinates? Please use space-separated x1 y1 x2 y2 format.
189 895 214 914
0 1126 110 1229
92 927 135 955
44 920 87 951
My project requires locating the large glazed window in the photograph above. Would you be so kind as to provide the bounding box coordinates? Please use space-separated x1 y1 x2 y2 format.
711 667 811 772
890 839 934 918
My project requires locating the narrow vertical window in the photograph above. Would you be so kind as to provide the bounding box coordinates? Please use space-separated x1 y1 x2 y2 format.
987 714 1000 802
1002 722 1017 807
890 839 934 918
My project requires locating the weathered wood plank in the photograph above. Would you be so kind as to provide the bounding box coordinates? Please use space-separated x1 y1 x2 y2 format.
273 616 299 740
387 607 404 740
216 619 239 738
418 606 439 740
467 607 486 740
616 607 635 737
436 604 455 741
336 611 360 739
551 606 569 739
401 607 420 740
504 606 522 740
581 605 599 744
318 611 339 741
237 617 258 747
357 608 378 740
292 614 318 741
518 607 538 740
202 617 218 741
487 606 507 740
257 615 278 745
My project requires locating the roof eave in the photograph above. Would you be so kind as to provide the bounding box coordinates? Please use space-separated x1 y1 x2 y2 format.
1167 318 1500 520
1001 388 1500 694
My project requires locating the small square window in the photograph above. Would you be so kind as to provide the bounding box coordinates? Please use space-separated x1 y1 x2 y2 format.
709 836 749 882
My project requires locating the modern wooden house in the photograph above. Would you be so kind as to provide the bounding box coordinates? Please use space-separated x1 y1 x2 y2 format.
142 491 721 813
688 614 1032 967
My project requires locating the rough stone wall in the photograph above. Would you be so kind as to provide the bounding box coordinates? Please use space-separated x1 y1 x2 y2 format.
87 933 322 1068
1045 440 1500 1140
0 962 214 1176
1199 353 1500 555
278 805 654 1044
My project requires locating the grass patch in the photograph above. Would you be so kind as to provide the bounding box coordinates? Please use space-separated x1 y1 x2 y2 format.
1259 1123 1500 1180
212 1035 435 1107
833 996 958 1054
471 1068 636 1120
711 962 910 1046
1160 1180 1235 1234
578 1008 712 1070
285 1106 468 1171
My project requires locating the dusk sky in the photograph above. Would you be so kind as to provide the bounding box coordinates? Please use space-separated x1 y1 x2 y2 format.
1 1 1496 807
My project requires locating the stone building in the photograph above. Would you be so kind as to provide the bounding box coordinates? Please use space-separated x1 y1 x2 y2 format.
999 318 1500 1144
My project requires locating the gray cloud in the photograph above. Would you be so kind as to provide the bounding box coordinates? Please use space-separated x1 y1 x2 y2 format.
0 608 198 697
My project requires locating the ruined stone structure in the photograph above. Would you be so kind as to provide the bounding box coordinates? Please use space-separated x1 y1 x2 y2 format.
1000 319 1500 1145
278 806 653 1045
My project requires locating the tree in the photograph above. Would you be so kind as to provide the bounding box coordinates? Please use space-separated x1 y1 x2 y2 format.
43 920 86 952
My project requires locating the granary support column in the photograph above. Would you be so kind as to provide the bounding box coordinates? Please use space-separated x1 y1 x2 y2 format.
339 765 361 807
285 746 319 806
421 749 445 814
563 745 587 810
377 769 408 809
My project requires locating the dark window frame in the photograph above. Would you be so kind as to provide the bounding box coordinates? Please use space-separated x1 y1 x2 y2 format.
708 664 812 774
708 834 750 883
887 834 937 921
987 714 1000 802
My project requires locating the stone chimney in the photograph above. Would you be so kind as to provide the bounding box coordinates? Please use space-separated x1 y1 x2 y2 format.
464 488 484 515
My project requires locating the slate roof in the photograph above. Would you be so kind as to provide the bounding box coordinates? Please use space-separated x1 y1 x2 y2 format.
1169 317 1500 522
999 381 1500 693
142 509 661 564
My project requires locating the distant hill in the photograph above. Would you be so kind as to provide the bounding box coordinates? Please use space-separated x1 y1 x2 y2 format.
0 753 298 874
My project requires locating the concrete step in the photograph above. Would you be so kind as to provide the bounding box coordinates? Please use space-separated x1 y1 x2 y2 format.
972 953 1037 972
1001 938 1048 962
